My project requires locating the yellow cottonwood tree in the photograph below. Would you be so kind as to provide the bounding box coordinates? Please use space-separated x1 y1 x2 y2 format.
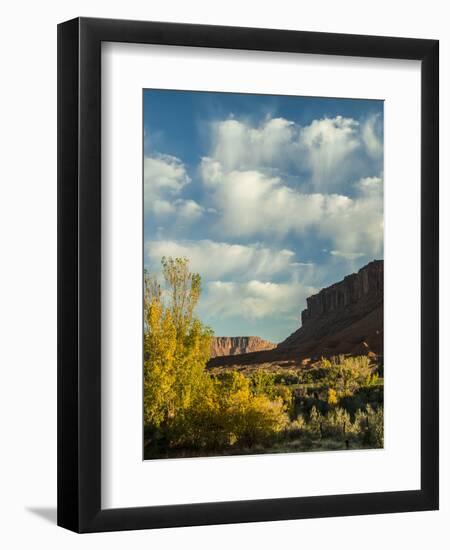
143 258 213 427
143 272 177 426
144 257 289 454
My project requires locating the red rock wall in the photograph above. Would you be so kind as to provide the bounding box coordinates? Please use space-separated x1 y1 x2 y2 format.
301 260 383 326
211 336 276 358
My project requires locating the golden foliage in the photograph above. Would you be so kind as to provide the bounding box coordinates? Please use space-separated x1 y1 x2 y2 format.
143 259 213 426
144 258 288 451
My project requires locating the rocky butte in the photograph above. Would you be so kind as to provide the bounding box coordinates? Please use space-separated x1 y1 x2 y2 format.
211 336 276 358
208 259 383 369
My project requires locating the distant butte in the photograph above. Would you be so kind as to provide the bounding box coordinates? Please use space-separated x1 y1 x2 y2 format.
211 336 276 358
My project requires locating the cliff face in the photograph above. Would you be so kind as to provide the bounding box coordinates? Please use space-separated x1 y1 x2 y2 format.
281 259 383 350
211 336 276 358
300 259 383 327
208 260 383 368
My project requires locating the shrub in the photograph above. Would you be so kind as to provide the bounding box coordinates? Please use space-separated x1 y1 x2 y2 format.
352 405 384 447
366 405 384 447
327 388 338 405
286 415 307 439
227 393 288 447
167 371 290 451
322 407 351 438
308 405 323 437
273 385 294 414
250 370 276 399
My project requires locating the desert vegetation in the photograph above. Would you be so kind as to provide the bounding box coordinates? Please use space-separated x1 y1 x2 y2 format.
144 257 384 459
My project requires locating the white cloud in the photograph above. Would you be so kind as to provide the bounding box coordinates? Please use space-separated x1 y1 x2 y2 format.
145 237 318 338
173 199 205 220
299 116 360 188
362 114 383 159
144 154 190 195
319 176 383 256
143 154 208 221
151 199 176 215
199 157 223 187
210 117 295 172
330 250 366 260
146 239 302 281
207 114 380 191
151 198 206 219
200 158 383 257
144 153 191 213
200 159 328 236
199 279 316 321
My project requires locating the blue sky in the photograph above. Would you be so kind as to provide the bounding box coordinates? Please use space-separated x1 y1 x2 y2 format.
143 90 383 342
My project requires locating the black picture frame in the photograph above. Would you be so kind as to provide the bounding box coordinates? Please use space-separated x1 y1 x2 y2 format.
57 17 439 533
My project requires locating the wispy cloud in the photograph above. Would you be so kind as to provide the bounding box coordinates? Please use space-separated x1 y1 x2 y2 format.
200 279 317 323
207 114 382 192
146 239 305 281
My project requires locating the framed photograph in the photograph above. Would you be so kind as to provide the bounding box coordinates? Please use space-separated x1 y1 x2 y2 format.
57 17 439 532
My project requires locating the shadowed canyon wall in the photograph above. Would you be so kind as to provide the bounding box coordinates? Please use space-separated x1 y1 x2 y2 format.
208 260 383 368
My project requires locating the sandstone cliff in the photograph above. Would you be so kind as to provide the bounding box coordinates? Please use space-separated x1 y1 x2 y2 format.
280 259 383 353
211 336 276 358
208 260 383 368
